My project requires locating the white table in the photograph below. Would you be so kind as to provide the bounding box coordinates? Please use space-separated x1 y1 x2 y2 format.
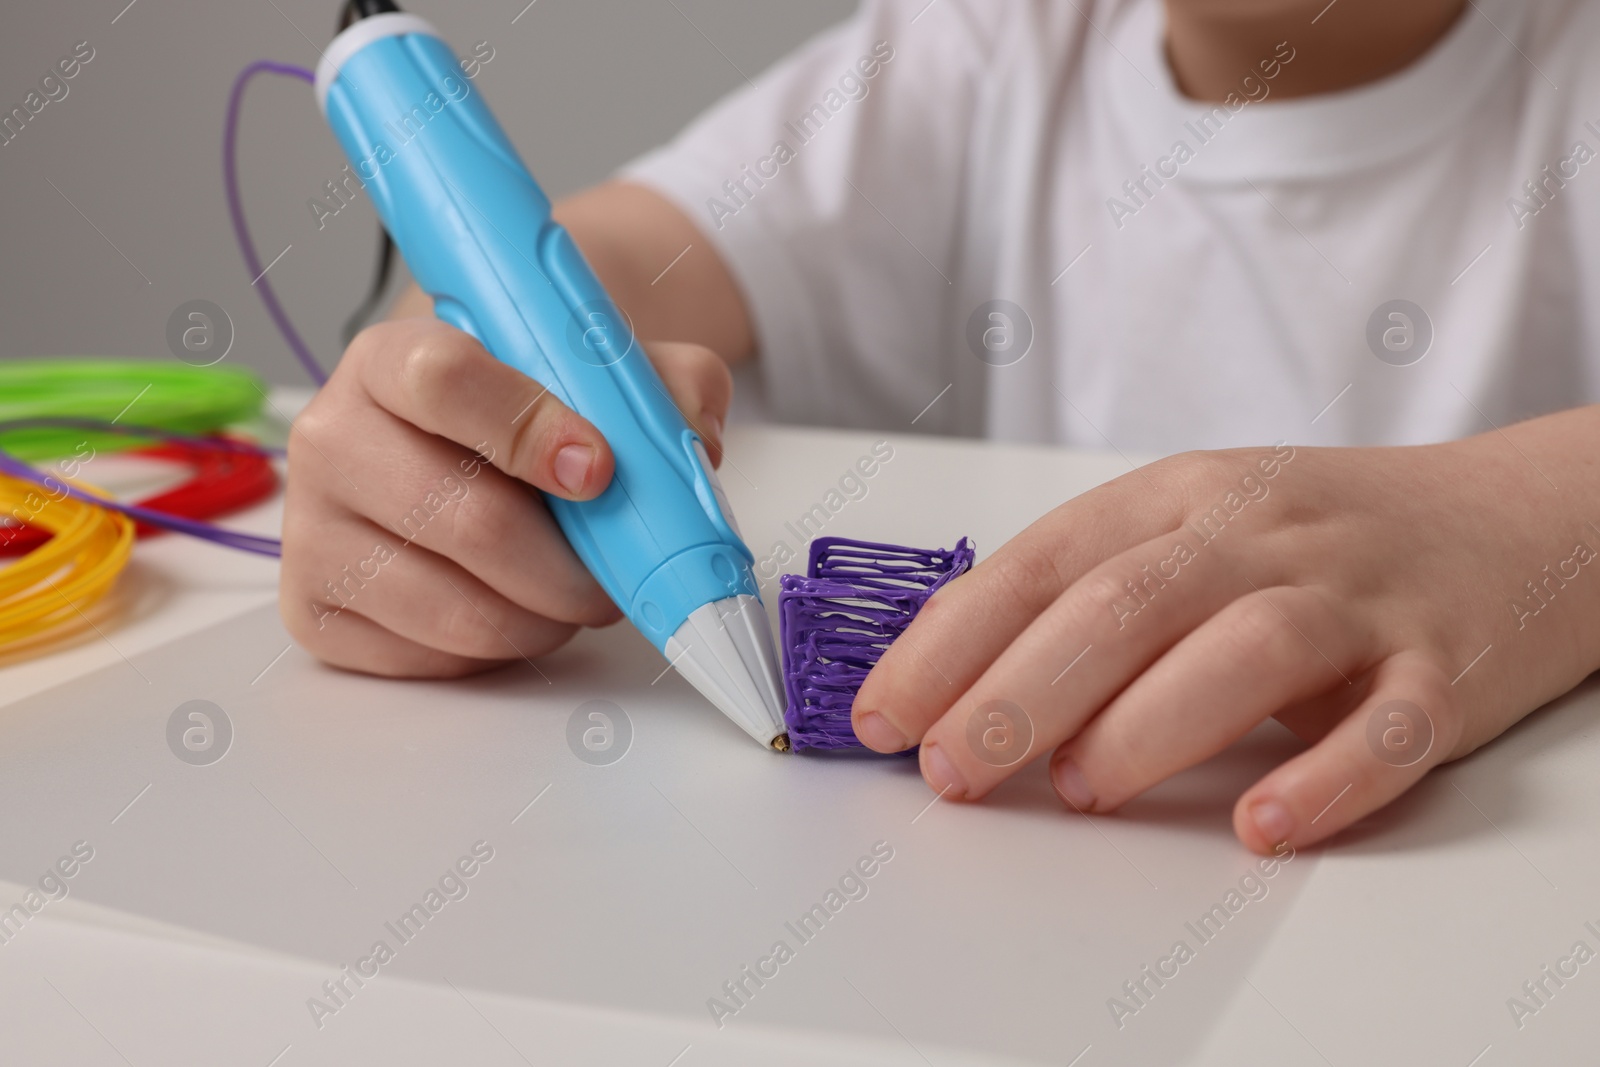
3 399 1598 1066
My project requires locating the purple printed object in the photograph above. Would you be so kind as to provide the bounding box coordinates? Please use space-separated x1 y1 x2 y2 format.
779 536 975 751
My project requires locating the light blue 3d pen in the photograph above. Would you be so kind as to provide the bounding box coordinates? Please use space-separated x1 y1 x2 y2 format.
316 2 789 750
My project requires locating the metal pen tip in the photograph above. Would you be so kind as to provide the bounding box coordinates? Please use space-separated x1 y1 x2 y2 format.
771 733 791 754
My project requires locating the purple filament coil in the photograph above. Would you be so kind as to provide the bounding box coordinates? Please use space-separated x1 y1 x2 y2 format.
779 536 975 752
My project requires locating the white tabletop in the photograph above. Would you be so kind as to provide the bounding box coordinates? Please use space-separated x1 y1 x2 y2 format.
3 397 1598 1066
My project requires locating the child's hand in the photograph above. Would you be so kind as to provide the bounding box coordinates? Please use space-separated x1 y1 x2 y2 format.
852 416 1600 853
280 317 732 677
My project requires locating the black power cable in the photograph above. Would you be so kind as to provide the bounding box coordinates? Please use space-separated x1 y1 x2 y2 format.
336 0 402 347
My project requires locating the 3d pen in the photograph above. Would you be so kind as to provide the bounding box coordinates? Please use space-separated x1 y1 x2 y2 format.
316 1 789 750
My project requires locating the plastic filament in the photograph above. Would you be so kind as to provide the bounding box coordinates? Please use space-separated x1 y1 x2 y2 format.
0 361 266 462
0 433 278 556
226 61 326 385
0 442 282 559
779 536 975 751
0 473 135 651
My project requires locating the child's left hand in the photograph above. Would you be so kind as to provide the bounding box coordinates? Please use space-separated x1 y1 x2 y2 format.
851 408 1600 853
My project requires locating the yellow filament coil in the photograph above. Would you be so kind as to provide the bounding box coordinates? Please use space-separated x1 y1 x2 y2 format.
0 473 134 649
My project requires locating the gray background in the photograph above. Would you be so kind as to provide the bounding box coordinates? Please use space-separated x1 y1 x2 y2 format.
0 0 856 385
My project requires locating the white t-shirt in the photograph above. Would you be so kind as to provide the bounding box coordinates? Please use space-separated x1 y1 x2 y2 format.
622 0 1600 452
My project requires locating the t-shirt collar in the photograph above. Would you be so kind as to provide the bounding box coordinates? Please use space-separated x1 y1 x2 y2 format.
1103 0 1527 183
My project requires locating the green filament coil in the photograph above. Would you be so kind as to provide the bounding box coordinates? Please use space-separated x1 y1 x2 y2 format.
0 361 266 461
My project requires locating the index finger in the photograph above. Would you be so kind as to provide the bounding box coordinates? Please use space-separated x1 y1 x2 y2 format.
342 317 615 501
850 461 1190 753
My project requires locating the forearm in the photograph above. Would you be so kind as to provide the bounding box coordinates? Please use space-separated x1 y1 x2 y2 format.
383 180 754 363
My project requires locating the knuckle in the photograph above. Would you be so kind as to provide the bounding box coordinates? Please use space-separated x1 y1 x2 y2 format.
396 330 475 403
344 321 394 367
279 502 335 569
278 589 319 646
441 486 613 626
1155 449 1244 505
1219 594 1296 660
642 339 680 367
433 595 501 658
278 583 339 651
1170 448 1235 480
911 584 952 632
580 594 622 626
692 344 734 394
446 482 510 558
1146 449 1220 489
989 540 1067 612
1412 667 1464 752
1077 570 1134 623
653 341 731 406
394 344 442 402
536 566 615 626
521 621 581 659
287 405 335 464
706 362 734 414
553 580 623 629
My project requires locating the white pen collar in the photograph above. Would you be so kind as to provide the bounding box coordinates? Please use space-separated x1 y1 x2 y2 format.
315 12 441 114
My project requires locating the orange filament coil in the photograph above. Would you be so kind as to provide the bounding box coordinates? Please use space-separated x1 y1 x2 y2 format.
0 473 134 649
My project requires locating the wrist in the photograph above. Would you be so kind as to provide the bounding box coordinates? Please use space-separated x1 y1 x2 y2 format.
1466 404 1600 678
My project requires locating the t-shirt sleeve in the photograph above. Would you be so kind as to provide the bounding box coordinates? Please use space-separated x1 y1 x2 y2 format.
619 0 1002 428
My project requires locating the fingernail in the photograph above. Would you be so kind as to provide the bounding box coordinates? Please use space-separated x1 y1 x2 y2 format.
854 711 908 752
554 445 595 495
921 743 968 800
707 412 725 447
1051 756 1095 812
1250 798 1295 846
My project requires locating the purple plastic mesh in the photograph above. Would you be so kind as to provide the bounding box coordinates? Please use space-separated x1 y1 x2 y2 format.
779 536 975 752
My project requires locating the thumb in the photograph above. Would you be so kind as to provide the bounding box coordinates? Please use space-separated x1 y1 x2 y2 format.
644 341 734 466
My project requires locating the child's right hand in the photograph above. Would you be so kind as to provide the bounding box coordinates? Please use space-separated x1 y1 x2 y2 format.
278 316 733 678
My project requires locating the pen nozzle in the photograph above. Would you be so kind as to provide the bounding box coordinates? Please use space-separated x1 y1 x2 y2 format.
663 595 788 749
343 0 401 25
